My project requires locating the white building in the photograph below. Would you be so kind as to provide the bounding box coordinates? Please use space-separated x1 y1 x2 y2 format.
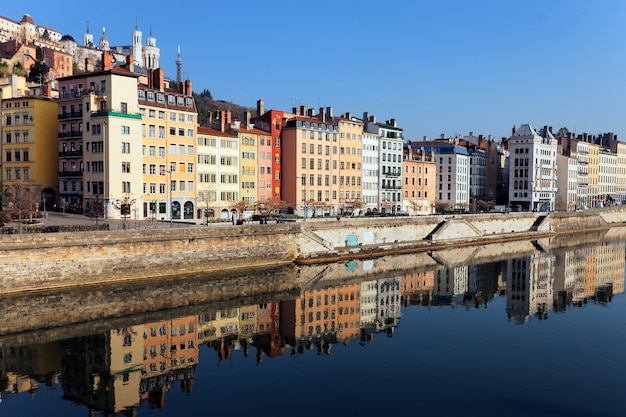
598 149 616 205
361 130 380 212
364 116 404 213
508 124 558 212
556 153 578 212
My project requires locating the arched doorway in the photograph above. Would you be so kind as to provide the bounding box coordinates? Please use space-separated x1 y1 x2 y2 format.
172 201 181 220
183 201 194 219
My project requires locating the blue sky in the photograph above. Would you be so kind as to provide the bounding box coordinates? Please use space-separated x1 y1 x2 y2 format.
6 0 626 141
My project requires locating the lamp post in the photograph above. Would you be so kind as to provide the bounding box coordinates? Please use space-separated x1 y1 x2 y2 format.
166 169 173 227
297 176 306 221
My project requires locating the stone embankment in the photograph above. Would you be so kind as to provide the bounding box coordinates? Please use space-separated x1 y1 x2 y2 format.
1 207 625 295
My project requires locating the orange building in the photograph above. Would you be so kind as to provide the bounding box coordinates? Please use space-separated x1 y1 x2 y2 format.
402 147 437 215
336 113 364 214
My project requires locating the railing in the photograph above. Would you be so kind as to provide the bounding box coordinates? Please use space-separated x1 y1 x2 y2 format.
59 171 83 177
58 151 83 157
58 131 83 139
58 111 83 120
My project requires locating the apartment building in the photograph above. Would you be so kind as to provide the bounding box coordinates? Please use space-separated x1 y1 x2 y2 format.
410 138 470 211
361 128 380 212
508 124 558 212
281 107 339 217
230 119 259 207
57 57 143 218
402 147 436 215
365 117 403 213
335 112 364 215
138 69 197 222
2 95 58 210
555 153 578 212
196 121 239 220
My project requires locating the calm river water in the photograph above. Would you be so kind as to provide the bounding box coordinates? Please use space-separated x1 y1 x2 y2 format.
1 232 625 417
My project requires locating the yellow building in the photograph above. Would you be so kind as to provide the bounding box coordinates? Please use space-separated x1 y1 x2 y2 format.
2 95 58 210
138 73 197 223
335 113 364 215
231 122 259 207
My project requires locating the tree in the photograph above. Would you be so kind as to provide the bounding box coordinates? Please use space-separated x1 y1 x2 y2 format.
229 199 250 219
113 194 136 229
5 183 38 234
85 195 105 228
28 60 49 84
12 62 27 77
433 200 450 214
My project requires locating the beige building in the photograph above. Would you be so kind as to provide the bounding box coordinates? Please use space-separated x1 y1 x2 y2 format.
402 148 436 214
197 119 240 220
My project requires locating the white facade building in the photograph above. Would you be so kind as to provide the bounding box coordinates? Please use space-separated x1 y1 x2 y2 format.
508 124 558 211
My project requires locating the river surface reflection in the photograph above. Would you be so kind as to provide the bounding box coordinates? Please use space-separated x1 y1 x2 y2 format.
1 233 626 416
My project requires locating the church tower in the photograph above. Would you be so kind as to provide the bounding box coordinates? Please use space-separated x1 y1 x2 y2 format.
84 21 94 47
132 19 142 66
142 26 160 69
98 26 109 51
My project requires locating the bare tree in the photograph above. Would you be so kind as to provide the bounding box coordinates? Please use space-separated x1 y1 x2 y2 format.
433 200 450 214
113 194 136 229
5 183 38 234
85 195 105 229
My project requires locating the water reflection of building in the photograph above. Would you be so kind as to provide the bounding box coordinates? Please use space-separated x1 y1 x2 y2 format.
61 326 144 414
282 282 362 354
433 265 469 305
0 342 61 400
360 279 378 343
555 241 625 308
140 316 198 408
377 277 402 335
506 251 555 323
401 269 435 307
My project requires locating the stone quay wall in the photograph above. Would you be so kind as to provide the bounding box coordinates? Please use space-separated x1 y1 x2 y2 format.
2 206 626 295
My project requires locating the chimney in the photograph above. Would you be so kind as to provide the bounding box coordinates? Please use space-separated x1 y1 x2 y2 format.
292 107 299 115
126 54 134 72
300 105 307 116
180 80 192 96
325 106 333 120
244 111 251 128
363 112 369 123
219 110 226 132
226 110 232 126
370 115 376 123
319 107 325 123
345 112 351 120
206 111 212 127
257 99 265 117
512 125 516 135
151 68 165 91
390 118 396 127
102 52 114 70
307 108 314 117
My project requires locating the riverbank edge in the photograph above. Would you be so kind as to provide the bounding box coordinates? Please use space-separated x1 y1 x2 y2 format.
2 208 625 295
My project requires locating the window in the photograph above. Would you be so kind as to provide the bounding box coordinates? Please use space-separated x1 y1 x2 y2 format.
122 181 131 193
122 142 130 153
122 162 130 173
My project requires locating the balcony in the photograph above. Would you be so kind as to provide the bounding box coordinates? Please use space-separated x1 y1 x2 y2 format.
58 131 83 139
59 151 83 158
59 170 83 177
381 184 402 190
58 111 83 120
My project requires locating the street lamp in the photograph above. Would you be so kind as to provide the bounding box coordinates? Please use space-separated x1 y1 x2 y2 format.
166 169 173 227
297 175 306 221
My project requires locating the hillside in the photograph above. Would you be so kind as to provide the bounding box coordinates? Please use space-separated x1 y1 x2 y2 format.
191 87 256 126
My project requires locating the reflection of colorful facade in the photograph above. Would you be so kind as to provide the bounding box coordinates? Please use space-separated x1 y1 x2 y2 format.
401 270 435 306
282 282 361 353
61 326 143 414
141 316 198 407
